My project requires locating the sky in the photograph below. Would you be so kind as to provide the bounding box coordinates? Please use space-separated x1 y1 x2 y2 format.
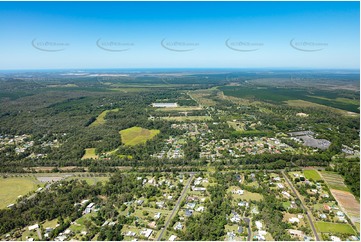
0 1 359 70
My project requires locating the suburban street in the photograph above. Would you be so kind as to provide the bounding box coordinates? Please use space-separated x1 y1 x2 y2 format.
156 173 195 241
282 171 321 241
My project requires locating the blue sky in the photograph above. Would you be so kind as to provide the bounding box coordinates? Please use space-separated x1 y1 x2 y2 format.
0 1 359 70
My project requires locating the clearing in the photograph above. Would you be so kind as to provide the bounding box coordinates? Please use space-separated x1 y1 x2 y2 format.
155 106 202 112
89 108 119 127
82 148 99 160
0 177 40 209
120 126 160 146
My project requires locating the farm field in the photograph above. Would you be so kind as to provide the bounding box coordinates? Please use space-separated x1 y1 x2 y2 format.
315 221 356 234
330 189 360 221
81 148 99 160
161 116 212 121
0 177 40 209
120 126 160 146
303 169 322 181
89 108 119 127
320 171 350 192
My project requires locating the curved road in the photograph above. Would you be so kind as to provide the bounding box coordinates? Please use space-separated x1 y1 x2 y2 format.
282 171 320 241
156 173 194 241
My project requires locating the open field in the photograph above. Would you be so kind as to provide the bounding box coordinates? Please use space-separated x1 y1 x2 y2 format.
161 116 212 121
330 189 360 221
242 190 263 201
228 187 263 201
303 170 322 181
0 177 39 208
320 171 350 192
220 85 359 113
286 100 358 116
188 89 218 106
66 176 110 185
89 108 119 127
155 106 202 112
315 221 356 234
120 126 160 146
227 121 245 131
81 148 99 160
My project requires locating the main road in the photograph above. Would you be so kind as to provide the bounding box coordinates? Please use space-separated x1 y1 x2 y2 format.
156 173 195 241
282 170 320 241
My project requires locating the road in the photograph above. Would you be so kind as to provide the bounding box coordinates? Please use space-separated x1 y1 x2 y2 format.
156 173 194 241
36 228 42 240
282 171 320 241
243 217 251 241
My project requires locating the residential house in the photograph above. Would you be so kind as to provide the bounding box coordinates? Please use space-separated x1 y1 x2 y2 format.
174 222 183 230
186 202 196 209
288 229 305 239
125 231 136 237
330 236 342 242
28 224 39 231
168 235 177 241
84 203 95 214
185 209 193 217
289 217 300 223
154 212 161 220
140 228 153 238
196 206 205 212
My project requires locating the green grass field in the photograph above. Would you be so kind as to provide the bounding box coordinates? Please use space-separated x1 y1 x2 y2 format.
120 126 160 146
0 177 39 209
303 170 322 181
161 116 212 121
81 148 99 160
315 222 356 234
89 108 119 127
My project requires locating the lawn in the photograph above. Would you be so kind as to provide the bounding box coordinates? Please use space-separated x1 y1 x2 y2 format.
315 222 356 234
120 126 160 146
42 219 58 228
242 191 263 201
282 201 291 209
81 148 99 160
303 170 322 181
0 177 40 209
89 108 119 127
